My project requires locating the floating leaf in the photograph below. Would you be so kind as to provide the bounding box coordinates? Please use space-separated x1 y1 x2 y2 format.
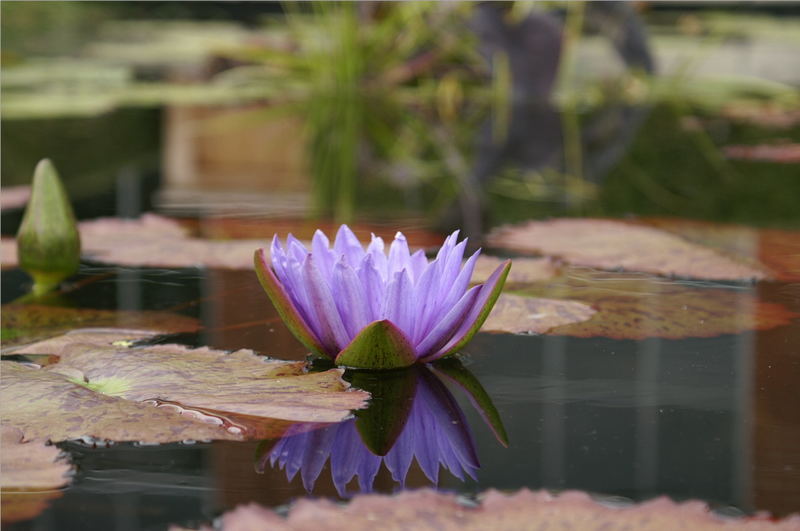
1 304 200 349
1 238 17 270
0 185 31 211
1 426 71 489
1 330 368 444
488 218 769 281
472 256 557 285
181 488 800 530
1 426 72 525
481 294 596 335
77 214 265 269
16 159 81 294
516 269 797 340
639 218 800 282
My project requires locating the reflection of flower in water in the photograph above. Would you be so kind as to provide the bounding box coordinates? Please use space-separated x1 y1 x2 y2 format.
265 367 480 496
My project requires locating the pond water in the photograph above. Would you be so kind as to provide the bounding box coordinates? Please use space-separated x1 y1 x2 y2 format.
2 11 800 525
2 244 798 529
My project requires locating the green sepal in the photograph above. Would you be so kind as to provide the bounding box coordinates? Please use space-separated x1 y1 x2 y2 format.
334 320 417 370
347 367 418 455
16 159 80 295
432 357 509 447
253 249 329 359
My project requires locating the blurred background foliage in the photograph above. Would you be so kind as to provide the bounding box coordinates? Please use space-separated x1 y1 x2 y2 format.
2 1 799 231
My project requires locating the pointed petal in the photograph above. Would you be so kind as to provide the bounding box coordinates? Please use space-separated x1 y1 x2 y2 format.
415 285 481 358
302 255 352 351
254 249 330 357
270 235 288 280
334 225 365 265
409 249 428 283
366 233 388 280
357 254 385 322
334 320 417 369
332 259 371 338
388 232 411 276
312 229 335 277
411 258 442 343
421 259 511 362
299 427 337 492
382 269 414 337
435 230 460 262
286 234 308 262
330 423 363 496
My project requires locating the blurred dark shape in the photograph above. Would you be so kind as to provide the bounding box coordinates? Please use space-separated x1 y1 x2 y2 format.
448 2 654 237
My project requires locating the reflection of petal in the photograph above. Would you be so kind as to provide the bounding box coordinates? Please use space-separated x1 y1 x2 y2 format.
266 365 483 496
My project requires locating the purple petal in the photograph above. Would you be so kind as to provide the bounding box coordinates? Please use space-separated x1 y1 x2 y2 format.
366 234 388 280
312 229 335 278
435 230 460 261
270 235 288 279
302 255 351 351
357 254 385 322
438 248 480 311
330 423 363 496
299 427 338 492
255 249 328 356
415 285 481 357
383 429 415 484
409 249 428 282
287 234 309 262
334 225 365 266
388 232 411 276
411 258 442 343
427 239 467 323
332 258 371 339
381 269 415 338
422 259 511 362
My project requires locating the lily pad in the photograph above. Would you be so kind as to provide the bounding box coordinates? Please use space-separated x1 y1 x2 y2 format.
487 218 769 281
1 214 267 270
481 294 596 335
472 256 558 285
1 330 369 444
1 426 71 490
183 488 800 530
639 218 800 282
1 304 200 349
0 185 31 211
516 269 797 340
1 426 72 525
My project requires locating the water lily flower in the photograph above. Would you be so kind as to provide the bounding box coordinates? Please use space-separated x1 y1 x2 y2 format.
254 226 510 369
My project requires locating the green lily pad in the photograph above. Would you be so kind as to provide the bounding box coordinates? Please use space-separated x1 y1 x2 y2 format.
0 304 200 350
1 329 368 444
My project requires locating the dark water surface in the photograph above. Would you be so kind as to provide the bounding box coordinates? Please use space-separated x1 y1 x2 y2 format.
3 261 798 531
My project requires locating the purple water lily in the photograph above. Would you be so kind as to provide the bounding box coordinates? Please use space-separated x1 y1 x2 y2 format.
254 226 510 368
263 366 480 496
